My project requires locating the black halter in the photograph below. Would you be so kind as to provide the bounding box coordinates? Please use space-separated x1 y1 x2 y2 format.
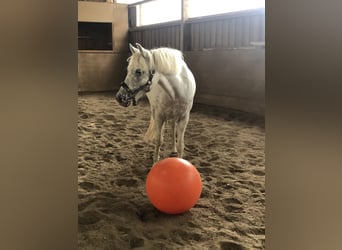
120 70 155 106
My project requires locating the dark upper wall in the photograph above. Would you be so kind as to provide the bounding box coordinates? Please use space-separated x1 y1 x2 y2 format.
129 9 265 51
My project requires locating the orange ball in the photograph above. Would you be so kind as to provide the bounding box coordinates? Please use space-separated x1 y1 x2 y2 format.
146 157 202 214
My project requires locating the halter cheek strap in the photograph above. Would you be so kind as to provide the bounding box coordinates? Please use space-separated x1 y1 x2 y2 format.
120 70 155 106
144 69 155 93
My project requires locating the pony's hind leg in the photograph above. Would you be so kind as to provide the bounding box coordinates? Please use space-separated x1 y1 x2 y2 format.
169 119 178 157
153 118 165 163
176 113 190 158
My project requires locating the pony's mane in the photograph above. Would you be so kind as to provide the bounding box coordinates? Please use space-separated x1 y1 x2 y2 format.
150 47 184 75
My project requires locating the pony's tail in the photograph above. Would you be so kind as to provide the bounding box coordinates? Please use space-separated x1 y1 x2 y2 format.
143 116 155 145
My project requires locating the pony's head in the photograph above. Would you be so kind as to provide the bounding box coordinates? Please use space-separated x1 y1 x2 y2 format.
115 43 154 107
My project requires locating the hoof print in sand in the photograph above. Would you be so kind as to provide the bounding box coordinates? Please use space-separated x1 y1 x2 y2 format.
80 113 93 119
220 241 245 250
223 197 243 205
129 235 144 248
252 169 265 176
250 226 265 235
136 205 162 222
169 151 178 157
112 178 138 187
133 144 144 149
171 229 203 243
200 187 210 198
79 210 101 225
102 153 113 162
103 114 116 121
115 153 127 162
216 181 234 190
84 155 96 162
197 166 214 174
208 155 220 161
229 167 245 174
224 204 243 212
79 181 98 192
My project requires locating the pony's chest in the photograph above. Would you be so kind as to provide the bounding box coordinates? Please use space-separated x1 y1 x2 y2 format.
146 74 193 119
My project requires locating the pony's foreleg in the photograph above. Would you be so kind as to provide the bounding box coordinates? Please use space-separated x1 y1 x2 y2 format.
153 119 165 163
143 116 155 145
176 114 190 158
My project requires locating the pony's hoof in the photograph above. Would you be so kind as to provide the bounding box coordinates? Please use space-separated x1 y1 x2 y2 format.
169 152 178 157
153 155 160 163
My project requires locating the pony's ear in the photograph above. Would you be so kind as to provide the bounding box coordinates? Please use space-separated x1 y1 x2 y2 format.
136 43 150 59
129 43 139 54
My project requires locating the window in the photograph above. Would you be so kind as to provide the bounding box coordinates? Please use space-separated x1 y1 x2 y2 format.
118 0 181 26
116 0 140 4
78 22 112 50
120 0 265 27
137 0 181 26
188 0 265 18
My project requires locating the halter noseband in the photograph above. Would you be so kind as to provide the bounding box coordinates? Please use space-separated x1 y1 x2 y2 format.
120 70 155 106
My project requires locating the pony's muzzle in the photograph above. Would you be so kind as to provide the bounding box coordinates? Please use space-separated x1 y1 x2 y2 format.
116 92 132 107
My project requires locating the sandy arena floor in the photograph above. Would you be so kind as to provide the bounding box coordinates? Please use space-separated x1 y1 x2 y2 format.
78 93 265 249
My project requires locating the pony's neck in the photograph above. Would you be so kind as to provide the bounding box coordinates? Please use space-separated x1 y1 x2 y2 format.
149 51 156 71
149 48 183 76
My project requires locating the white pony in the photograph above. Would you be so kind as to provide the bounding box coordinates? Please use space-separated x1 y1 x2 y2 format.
115 43 196 163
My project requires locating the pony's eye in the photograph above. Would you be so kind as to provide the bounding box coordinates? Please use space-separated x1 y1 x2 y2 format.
135 69 142 76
